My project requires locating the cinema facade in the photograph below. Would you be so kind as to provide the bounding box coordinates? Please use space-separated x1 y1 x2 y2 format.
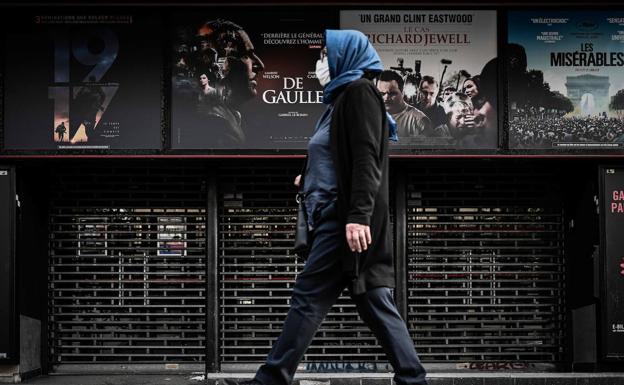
1 1 624 383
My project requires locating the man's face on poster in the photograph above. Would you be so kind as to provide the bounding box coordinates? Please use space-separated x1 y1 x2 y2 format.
377 80 404 114
217 29 265 101
199 39 211 52
419 80 437 108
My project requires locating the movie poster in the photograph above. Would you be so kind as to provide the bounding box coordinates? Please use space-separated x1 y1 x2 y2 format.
171 10 337 150
3 13 162 150
600 167 624 357
508 12 624 149
340 10 498 150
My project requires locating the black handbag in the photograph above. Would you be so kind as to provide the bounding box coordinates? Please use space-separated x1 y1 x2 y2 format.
293 191 309 260
293 159 310 260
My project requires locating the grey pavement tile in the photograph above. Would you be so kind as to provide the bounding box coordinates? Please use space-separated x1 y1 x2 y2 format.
452 378 483 385
361 378 392 385
572 378 624 385
426 378 453 385
327 378 361 385
297 380 331 385
606 377 624 385
543 378 572 385
514 379 546 385
483 378 513 385
578 377 624 385
18 374 624 385
22 375 199 385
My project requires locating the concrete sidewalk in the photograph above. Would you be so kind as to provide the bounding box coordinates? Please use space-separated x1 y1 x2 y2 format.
19 373 624 385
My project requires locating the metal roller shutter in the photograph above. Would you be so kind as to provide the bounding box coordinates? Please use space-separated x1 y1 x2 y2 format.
406 162 566 363
218 165 386 365
46 160 569 369
48 163 207 365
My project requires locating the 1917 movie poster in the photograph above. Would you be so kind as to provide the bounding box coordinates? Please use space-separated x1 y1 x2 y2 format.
341 10 498 150
509 11 624 149
3 13 163 150
171 9 337 150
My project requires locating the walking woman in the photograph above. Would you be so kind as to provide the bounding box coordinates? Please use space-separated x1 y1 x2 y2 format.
227 29 428 385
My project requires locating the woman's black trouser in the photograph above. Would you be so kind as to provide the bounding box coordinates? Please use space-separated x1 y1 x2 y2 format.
254 201 428 385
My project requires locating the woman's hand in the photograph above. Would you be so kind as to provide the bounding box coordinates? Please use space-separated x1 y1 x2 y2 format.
294 174 302 187
346 223 372 253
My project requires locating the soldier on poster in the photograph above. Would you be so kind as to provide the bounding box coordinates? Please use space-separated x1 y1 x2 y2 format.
3 13 162 151
55 121 67 142
172 11 335 150
508 11 624 149
340 10 499 150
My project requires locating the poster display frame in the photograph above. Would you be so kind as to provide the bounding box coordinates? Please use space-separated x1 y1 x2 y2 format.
599 165 624 361
0 6 166 155
0 5 624 156
507 10 624 152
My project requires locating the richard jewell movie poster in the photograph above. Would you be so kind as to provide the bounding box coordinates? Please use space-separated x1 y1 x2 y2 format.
508 11 624 149
171 10 337 150
3 12 162 150
340 10 498 150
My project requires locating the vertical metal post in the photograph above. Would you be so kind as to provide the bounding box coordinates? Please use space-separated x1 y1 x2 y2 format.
0 167 18 364
394 165 408 320
206 167 219 374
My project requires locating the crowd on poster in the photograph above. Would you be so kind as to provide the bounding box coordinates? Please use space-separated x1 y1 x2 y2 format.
508 11 624 149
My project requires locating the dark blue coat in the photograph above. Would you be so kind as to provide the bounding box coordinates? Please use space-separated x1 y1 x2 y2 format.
329 77 394 296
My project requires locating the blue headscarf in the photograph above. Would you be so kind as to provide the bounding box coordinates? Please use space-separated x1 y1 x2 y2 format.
322 29 398 142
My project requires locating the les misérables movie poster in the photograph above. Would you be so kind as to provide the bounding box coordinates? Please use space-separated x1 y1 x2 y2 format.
4 13 162 150
509 11 624 149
